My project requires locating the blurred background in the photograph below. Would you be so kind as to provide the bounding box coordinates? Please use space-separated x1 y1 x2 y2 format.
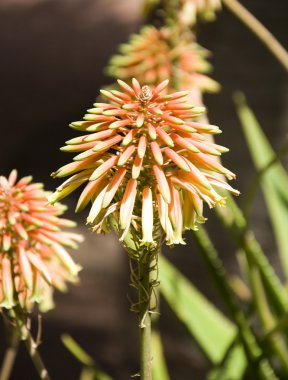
0 0 287 378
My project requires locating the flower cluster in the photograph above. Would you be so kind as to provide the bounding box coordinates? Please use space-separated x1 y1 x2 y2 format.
50 79 238 246
0 170 82 311
107 26 219 96
179 0 222 26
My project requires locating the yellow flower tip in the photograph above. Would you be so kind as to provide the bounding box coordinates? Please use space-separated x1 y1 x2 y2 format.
217 197 226 207
48 191 60 205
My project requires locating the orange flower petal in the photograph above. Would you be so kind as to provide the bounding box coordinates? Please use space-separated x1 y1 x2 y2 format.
27 252 52 285
150 141 164 165
76 176 105 212
122 129 138 146
118 145 136 167
147 123 157 140
164 148 190 172
120 179 137 229
137 136 147 158
1 257 15 308
142 187 154 244
18 245 33 289
132 155 143 179
89 155 119 181
100 89 125 105
153 165 171 204
102 168 127 208
109 119 131 130
156 127 174 147
92 135 123 153
83 129 116 142
117 79 135 96
171 133 200 153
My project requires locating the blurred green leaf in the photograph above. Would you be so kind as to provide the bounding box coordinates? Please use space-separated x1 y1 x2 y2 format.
159 256 246 377
235 92 288 278
216 193 288 315
62 334 93 367
80 368 95 380
243 142 288 220
62 334 113 380
208 344 246 380
152 330 170 380
193 227 278 380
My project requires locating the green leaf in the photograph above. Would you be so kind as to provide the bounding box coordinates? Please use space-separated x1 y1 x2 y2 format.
159 256 246 376
208 344 246 380
216 193 288 315
235 92 288 278
152 330 170 380
80 368 95 380
192 227 278 380
62 334 113 380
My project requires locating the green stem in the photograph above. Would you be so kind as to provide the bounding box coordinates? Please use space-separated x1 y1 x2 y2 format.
138 250 154 380
12 307 51 380
151 281 170 380
109 215 160 379
163 0 180 25
222 0 288 71
0 320 20 380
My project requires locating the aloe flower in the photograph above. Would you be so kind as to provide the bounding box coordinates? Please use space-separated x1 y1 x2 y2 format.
107 26 219 95
50 79 238 246
0 170 82 311
179 0 222 25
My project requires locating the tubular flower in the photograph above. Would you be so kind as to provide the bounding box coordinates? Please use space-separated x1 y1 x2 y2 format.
50 79 239 246
179 0 222 26
107 26 219 94
0 170 82 312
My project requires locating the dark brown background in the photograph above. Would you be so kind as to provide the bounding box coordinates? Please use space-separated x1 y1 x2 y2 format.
0 0 287 379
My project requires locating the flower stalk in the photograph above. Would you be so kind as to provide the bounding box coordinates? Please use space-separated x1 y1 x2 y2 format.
12 306 51 380
138 250 153 380
0 318 20 380
136 244 159 380
223 0 288 71
109 215 159 379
